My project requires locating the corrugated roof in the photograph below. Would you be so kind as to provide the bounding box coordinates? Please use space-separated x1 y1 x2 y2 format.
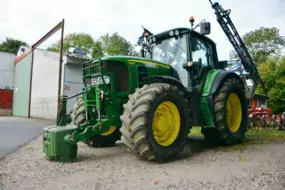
14 49 92 65
66 53 92 60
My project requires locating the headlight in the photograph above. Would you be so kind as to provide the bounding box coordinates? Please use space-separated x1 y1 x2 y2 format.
104 76 111 84
91 75 110 85
175 30 179 36
169 31 174 36
152 37 156 43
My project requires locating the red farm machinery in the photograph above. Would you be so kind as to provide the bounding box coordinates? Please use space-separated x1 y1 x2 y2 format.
248 107 284 130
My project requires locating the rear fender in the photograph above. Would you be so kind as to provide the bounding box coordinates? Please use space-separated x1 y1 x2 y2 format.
201 70 244 127
210 71 244 96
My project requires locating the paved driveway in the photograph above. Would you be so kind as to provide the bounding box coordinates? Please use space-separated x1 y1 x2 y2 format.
0 116 54 159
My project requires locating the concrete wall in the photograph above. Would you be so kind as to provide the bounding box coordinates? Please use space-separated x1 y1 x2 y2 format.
0 51 16 90
30 49 60 120
13 52 32 117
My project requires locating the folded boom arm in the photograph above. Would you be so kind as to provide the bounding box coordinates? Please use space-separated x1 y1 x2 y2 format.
209 0 267 94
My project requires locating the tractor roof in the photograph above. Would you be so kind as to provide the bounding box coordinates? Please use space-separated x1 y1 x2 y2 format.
148 27 216 45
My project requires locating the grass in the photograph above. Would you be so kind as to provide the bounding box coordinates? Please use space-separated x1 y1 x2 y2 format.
188 126 204 137
188 126 285 152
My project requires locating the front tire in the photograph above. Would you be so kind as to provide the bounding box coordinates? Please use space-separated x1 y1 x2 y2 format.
84 126 121 147
70 98 121 147
203 77 248 145
120 83 190 161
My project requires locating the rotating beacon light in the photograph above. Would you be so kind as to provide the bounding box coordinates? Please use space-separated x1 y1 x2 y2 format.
189 16 195 29
144 32 149 37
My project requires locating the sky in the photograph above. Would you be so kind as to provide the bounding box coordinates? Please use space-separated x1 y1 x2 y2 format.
0 0 285 60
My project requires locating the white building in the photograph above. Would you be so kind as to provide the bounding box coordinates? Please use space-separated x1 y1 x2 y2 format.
0 51 16 90
13 48 90 120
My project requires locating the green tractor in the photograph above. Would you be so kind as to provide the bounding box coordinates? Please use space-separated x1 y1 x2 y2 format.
43 1 265 162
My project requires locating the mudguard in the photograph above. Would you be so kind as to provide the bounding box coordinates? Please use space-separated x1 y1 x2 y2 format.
201 70 244 127
202 70 244 97
209 71 244 95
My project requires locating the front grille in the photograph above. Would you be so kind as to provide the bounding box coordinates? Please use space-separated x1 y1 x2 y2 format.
102 60 130 92
83 59 130 92
93 64 100 74
83 60 101 78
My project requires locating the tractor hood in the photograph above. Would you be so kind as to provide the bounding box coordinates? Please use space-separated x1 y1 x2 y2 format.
100 56 171 69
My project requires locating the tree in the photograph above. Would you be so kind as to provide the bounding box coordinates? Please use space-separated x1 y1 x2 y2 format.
128 45 140 57
92 41 104 59
230 27 285 65
256 56 285 113
0 37 28 54
47 32 136 58
47 33 95 56
231 27 285 113
100 33 132 56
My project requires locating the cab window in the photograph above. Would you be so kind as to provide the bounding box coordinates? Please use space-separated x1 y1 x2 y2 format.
191 37 214 67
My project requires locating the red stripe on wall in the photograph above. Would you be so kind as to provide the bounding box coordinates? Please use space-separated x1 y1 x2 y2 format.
14 49 31 65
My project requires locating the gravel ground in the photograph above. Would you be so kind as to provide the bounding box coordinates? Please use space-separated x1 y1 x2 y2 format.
1 135 285 190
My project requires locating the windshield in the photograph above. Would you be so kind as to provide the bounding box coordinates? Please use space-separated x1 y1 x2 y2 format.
151 35 188 65
150 35 189 86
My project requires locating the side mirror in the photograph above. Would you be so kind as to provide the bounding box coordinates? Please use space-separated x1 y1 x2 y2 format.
200 22 211 35
218 60 228 69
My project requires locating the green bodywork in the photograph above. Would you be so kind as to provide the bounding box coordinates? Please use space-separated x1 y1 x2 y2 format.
43 27 231 162
200 69 221 126
43 56 174 161
201 70 221 97
72 56 172 142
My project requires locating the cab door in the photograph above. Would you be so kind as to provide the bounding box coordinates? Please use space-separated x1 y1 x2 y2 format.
189 35 215 91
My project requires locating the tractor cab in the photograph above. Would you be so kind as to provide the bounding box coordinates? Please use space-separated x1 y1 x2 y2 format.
144 19 227 91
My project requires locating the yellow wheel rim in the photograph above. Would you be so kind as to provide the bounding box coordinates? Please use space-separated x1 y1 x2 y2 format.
152 101 180 146
226 93 242 132
100 125 117 136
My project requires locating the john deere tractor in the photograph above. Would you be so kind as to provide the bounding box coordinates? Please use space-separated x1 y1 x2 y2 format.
43 1 265 162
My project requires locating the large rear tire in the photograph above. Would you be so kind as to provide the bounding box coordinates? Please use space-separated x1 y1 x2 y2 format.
70 98 120 147
202 77 248 145
120 83 190 161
